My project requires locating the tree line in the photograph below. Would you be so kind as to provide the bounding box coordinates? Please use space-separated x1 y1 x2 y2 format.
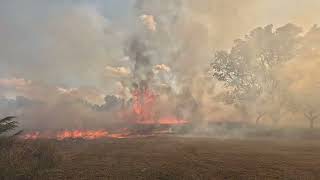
211 24 320 128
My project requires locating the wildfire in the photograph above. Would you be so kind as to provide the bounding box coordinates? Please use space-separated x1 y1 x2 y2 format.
132 86 157 124
131 86 187 125
21 130 128 140
158 117 188 125
22 131 40 140
21 81 188 141
20 128 168 140
56 130 108 140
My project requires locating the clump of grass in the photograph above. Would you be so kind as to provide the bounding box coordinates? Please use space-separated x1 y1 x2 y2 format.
0 116 61 179
0 139 61 179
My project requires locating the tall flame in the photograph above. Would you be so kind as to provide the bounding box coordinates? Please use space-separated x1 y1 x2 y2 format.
132 87 157 124
131 85 187 125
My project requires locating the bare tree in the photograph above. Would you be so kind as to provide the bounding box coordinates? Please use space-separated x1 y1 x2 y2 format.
304 109 318 129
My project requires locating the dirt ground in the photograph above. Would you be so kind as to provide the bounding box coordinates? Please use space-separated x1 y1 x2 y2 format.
39 136 320 180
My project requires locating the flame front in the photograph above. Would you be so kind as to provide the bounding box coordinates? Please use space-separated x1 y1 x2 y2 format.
22 131 40 140
158 117 188 125
56 130 109 140
22 130 128 140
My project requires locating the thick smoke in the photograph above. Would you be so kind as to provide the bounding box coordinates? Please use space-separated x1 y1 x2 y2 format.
1 1 320 135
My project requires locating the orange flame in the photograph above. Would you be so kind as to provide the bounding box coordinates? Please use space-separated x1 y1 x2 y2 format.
21 85 189 141
56 130 109 140
22 131 40 140
158 117 188 125
21 130 129 140
131 86 187 125
132 87 157 124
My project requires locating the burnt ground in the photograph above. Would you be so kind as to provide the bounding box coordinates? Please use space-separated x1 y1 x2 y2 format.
39 136 320 180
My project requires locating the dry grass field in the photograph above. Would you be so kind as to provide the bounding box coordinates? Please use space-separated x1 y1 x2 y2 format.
13 136 317 180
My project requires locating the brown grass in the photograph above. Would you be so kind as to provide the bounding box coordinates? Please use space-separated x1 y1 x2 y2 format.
5 136 316 180
0 138 61 180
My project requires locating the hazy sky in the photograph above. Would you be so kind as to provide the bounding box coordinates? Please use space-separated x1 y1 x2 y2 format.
1 1 320 128
0 1 135 88
1 0 319 87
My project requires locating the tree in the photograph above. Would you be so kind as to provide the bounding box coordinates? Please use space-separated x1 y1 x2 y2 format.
300 25 320 129
282 25 320 129
211 24 302 124
304 108 318 129
286 93 320 129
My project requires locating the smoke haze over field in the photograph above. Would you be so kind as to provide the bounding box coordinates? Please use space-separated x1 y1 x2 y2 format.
1 0 320 131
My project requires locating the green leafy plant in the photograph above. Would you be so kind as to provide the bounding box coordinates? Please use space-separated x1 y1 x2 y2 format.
0 116 22 136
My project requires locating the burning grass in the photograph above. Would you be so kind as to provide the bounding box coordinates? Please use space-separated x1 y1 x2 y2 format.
20 126 172 141
21 130 119 140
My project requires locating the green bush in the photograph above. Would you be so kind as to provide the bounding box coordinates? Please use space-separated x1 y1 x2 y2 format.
0 116 21 136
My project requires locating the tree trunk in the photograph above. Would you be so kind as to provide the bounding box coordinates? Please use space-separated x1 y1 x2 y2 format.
304 112 318 129
310 118 314 129
272 117 279 126
271 112 280 126
239 106 249 122
255 113 265 125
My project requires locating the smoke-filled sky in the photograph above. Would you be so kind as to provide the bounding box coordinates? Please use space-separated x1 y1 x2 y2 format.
1 0 320 129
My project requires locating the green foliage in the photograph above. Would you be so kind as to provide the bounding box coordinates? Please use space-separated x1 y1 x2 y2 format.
0 116 19 136
0 116 18 134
